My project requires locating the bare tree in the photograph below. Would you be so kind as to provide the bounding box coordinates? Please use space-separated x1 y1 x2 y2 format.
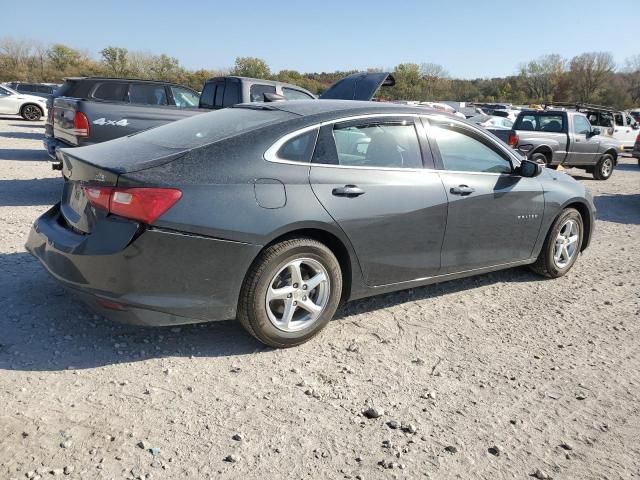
519 54 566 102
623 54 640 104
569 52 615 103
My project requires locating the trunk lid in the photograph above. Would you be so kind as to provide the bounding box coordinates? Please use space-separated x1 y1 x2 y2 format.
58 138 186 233
319 72 395 101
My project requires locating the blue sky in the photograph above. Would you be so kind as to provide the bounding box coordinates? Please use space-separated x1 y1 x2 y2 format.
1 0 638 78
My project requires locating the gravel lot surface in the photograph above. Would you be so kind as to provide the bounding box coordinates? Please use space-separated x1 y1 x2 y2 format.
0 116 639 480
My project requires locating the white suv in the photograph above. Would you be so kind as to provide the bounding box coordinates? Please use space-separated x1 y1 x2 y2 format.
0 84 48 121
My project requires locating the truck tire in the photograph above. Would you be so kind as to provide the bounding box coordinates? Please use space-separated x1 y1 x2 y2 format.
530 152 547 165
20 104 43 121
592 154 614 180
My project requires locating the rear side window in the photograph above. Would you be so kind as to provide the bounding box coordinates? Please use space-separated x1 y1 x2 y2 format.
129 84 168 105
132 107 295 149
37 85 53 93
515 113 564 132
250 84 276 102
282 87 313 100
276 129 319 162
17 84 36 92
93 83 128 102
329 121 422 168
200 82 215 109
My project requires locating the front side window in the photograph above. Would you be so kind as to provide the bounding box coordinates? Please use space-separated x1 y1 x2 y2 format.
282 87 313 100
430 123 512 174
93 82 128 102
170 86 199 108
250 84 276 103
573 116 591 135
129 84 168 105
17 84 36 92
276 129 319 162
331 121 422 168
200 82 215 109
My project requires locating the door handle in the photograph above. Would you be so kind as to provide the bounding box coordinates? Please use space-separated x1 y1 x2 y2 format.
332 185 365 197
450 185 475 196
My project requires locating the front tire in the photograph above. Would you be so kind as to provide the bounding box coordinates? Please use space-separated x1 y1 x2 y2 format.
20 104 43 121
593 154 614 180
237 238 342 348
530 208 583 278
530 152 548 165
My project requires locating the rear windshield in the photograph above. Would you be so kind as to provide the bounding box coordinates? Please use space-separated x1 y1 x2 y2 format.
131 107 295 149
515 113 565 132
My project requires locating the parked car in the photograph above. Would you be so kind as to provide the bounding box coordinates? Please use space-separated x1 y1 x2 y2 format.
44 72 393 167
632 132 640 167
0 84 48 120
7 81 59 99
27 100 595 348
582 107 638 150
43 77 201 160
468 114 514 141
509 109 623 180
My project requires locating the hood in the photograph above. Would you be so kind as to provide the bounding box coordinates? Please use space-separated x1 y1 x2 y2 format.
319 72 395 101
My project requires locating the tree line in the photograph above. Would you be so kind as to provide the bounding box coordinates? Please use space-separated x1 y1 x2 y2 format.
1 37 639 109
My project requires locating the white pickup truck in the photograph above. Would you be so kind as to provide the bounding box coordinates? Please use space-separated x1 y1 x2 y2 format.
582 107 639 150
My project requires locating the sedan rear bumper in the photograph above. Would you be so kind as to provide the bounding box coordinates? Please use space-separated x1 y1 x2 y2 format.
26 204 261 326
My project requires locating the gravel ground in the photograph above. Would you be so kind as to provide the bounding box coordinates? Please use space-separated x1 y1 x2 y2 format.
0 116 639 480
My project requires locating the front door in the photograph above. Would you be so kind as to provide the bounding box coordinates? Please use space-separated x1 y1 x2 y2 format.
0 86 17 114
426 118 544 273
567 114 601 165
309 117 448 286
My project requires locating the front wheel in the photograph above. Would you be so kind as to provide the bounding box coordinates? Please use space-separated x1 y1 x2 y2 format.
20 104 43 121
593 154 614 180
237 238 342 348
530 208 583 278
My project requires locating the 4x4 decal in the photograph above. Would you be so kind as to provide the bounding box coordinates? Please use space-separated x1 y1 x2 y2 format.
93 117 129 127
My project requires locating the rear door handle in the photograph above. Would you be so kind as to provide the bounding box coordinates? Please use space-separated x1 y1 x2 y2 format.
332 185 365 197
450 185 475 196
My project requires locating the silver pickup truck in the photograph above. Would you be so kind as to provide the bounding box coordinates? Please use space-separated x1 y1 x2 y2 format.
508 110 624 180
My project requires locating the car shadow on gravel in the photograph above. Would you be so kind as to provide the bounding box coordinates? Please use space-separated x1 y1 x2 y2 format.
0 131 44 140
594 193 640 225
0 148 50 161
0 177 62 206
0 252 266 372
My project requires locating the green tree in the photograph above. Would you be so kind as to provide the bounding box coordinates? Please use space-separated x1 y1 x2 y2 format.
231 57 271 79
100 46 129 76
48 44 81 71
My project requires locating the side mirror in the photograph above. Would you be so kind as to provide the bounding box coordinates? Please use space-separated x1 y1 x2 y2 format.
519 158 543 178
632 123 639 130
590 128 600 136
263 92 285 103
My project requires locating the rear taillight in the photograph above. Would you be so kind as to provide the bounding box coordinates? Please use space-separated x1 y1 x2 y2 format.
508 132 519 148
73 111 90 137
636 133 640 144
82 186 182 224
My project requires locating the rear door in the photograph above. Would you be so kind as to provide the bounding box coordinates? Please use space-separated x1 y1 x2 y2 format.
427 117 544 272
309 115 448 286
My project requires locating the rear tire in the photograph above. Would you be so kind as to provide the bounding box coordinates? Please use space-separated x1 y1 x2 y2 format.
592 154 614 180
529 208 583 278
20 104 43 121
237 238 342 348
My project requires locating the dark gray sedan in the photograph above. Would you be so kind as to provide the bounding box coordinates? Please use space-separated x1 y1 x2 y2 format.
26 101 595 347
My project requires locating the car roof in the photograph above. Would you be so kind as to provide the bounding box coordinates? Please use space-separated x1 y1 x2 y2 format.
260 99 435 118
63 77 194 88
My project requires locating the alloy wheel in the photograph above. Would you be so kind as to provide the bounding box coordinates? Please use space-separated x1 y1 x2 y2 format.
265 258 330 332
553 219 580 269
601 157 613 178
23 105 41 121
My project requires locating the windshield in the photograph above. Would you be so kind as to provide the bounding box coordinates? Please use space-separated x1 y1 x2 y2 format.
131 106 295 149
0 85 18 95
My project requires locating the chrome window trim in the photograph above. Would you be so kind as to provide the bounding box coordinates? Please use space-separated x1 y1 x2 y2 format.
263 112 522 172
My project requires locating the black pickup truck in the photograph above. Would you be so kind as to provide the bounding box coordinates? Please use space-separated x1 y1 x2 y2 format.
44 73 394 166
